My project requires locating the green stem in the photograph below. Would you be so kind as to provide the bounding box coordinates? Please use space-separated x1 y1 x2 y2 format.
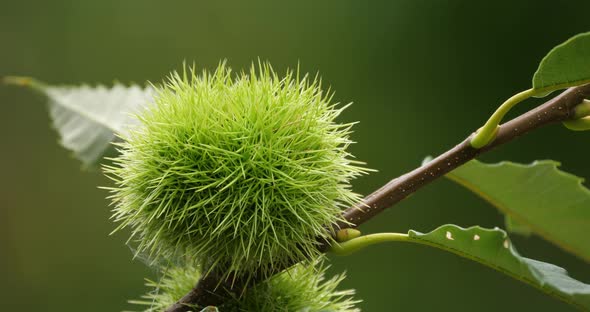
330 233 411 255
330 232 466 256
470 88 537 148
471 83 590 148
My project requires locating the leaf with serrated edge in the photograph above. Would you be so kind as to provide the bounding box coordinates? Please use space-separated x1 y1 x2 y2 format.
409 225 590 310
12 78 154 166
532 32 590 95
446 160 590 262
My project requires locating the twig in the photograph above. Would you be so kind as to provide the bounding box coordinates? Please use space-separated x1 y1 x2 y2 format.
340 85 590 227
166 84 590 312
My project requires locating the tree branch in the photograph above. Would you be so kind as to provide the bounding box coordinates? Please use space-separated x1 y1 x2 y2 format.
166 84 590 312
162 272 239 312
340 85 590 228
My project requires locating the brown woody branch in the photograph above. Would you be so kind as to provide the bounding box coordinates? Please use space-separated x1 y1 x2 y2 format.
167 84 590 312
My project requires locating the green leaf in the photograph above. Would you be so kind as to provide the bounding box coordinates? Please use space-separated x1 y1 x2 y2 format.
446 160 590 262
4 76 154 167
532 32 590 94
409 225 590 310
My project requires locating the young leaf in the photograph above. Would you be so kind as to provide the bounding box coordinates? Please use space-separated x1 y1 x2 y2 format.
446 160 590 262
533 32 590 94
4 77 154 167
409 225 590 310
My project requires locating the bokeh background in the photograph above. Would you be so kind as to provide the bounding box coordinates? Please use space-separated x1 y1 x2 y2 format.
1 1 589 311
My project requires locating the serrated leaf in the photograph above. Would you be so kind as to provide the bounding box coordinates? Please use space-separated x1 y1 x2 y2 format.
446 160 590 262
409 225 590 310
5 77 154 167
532 32 590 94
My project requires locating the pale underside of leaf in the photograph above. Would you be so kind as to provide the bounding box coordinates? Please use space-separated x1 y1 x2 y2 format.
409 225 590 310
446 160 590 262
41 83 154 166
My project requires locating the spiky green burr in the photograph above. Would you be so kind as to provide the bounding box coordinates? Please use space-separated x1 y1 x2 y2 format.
130 259 360 312
105 62 369 280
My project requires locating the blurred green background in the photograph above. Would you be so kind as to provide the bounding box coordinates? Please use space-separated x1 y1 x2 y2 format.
1 1 589 311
